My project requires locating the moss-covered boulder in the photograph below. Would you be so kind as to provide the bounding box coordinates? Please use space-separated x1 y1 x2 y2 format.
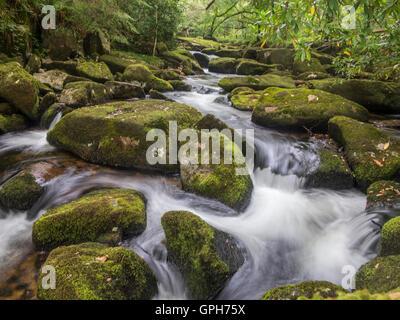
0 172 44 210
356 255 400 293
380 217 400 256
219 74 296 92
42 28 83 60
63 75 91 86
311 51 334 65
25 54 41 74
37 242 157 300
308 78 400 114
32 188 147 251
42 59 78 75
59 81 112 107
208 57 238 74
161 211 244 299
152 69 181 81
296 71 331 81
214 48 243 59
256 48 294 69
41 103 63 129
145 77 174 92
76 61 113 83
0 102 16 115
193 52 210 68
261 281 343 300
235 59 276 75
229 88 262 111
304 148 354 189
149 89 169 100
293 57 326 75
83 31 111 57
105 81 145 100
162 50 203 74
251 87 369 131
180 132 253 211
367 181 400 210
169 80 191 92
33 70 69 92
47 100 202 172
0 62 40 120
0 114 28 134
328 116 400 191
122 64 173 92
99 54 150 74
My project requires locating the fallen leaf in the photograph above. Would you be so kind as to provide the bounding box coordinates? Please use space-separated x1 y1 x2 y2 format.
373 159 384 167
95 255 108 263
384 142 390 150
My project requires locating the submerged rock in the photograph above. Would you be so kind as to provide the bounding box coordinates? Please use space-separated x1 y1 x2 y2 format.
261 281 343 300
251 87 369 131
328 116 400 192
59 81 112 107
366 181 400 210
161 211 244 299
37 242 157 300
0 62 40 120
32 188 147 251
356 255 400 293
47 100 202 172
76 61 113 83
219 74 296 92
380 217 400 256
0 171 44 211
304 148 354 189
308 78 400 114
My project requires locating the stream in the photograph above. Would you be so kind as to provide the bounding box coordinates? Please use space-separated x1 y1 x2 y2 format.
0 61 384 300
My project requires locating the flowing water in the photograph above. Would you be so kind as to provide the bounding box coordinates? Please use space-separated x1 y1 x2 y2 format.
0 63 385 299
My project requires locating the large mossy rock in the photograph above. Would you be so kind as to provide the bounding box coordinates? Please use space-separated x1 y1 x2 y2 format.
293 57 326 75
42 28 83 60
219 74 296 92
83 31 111 57
180 132 253 211
308 78 400 114
33 70 69 92
304 148 354 189
261 281 343 300
214 48 243 58
0 62 40 120
193 52 210 68
76 61 113 83
25 54 41 74
161 211 244 299
59 81 112 107
105 81 145 100
32 188 147 251
37 242 157 300
0 114 28 134
367 181 400 210
42 59 78 75
251 87 369 131
235 59 277 75
328 116 400 192
380 217 400 256
162 50 203 74
229 87 261 111
0 172 44 210
256 48 294 69
122 64 173 92
99 54 156 74
47 100 202 173
208 58 238 74
356 255 400 293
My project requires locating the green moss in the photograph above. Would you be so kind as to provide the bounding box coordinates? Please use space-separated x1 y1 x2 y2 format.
47 100 202 172
366 181 400 210
218 74 295 92
293 57 326 75
261 281 342 300
0 172 44 210
256 48 294 68
356 255 400 293
145 77 174 92
230 91 262 111
328 116 400 191
251 87 369 132
380 217 400 256
169 80 191 91
308 78 400 114
152 69 180 81
38 242 157 300
162 50 203 74
59 81 112 107
33 70 69 92
112 50 164 69
180 132 253 211
298 288 400 300
104 81 145 100
178 37 221 49
296 71 331 80
235 59 273 75
32 188 147 251
0 114 28 134
0 102 16 115
0 62 40 120
25 54 41 74
76 61 113 83
214 49 243 59
208 57 238 74
304 148 354 189
122 64 154 82
161 211 243 299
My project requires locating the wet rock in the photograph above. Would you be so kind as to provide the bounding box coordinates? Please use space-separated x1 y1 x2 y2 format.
251 87 369 132
41 103 64 129
47 100 202 172
208 57 238 74
304 148 354 189
219 74 295 92
214 48 243 58
380 217 400 256
161 211 244 299
42 59 78 75
83 31 111 57
169 80 191 91
0 62 40 120
180 131 253 211
59 81 112 107
144 77 174 92
328 116 400 192
236 59 277 75
37 242 157 300
36 92 57 119
32 188 147 251
122 64 173 92
25 54 41 74
0 171 44 211
152 69 181 81
193 52 210 68
42 28 83 60
356 255 400 293
105 81 145 99
296 71 331 80
261 281 343 300
34 70 68 92
0 102 16 115
229 88 261 111
256 48 294 69
367 181 400 210
0 114 28 134
293 57 326 75
99 54 145 74
76 61 113 83
63 75 91 86
149 89 169 100
308 78 400 114
162 49 203 74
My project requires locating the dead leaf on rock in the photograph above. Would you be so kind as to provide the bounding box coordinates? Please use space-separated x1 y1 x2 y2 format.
95 255 108 263
308 94 319 102
373 159 384 167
